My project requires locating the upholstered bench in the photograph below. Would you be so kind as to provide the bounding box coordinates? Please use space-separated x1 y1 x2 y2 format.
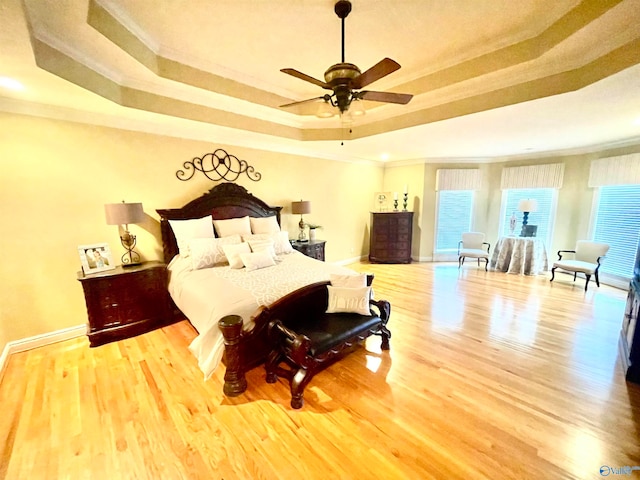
265 279 391 409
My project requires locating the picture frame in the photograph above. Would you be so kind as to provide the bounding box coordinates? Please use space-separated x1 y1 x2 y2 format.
78 243 116 275
374 192 392 212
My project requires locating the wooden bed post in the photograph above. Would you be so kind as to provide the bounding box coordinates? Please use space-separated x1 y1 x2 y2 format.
218 315 248 396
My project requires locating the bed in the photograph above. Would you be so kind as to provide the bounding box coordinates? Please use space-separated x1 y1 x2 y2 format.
156 182 360 395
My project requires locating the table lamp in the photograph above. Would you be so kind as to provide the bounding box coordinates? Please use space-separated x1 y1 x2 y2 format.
105 201 145 266
518 199 538 236
291 200 311 242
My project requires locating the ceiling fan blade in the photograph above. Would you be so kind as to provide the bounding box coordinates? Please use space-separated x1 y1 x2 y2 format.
351 58 401 89
281 69 331 89
359 90 413 104
279 96 326 108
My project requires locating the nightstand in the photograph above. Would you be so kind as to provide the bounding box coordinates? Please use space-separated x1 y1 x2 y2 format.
291 240 326 261
77 261 175 347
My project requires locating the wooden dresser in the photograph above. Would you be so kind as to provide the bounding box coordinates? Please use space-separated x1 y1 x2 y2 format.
620 239 640 384
369 211 413 264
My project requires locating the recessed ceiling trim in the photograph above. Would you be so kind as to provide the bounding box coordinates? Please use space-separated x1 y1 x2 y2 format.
87 0 293 108
396 0 625 95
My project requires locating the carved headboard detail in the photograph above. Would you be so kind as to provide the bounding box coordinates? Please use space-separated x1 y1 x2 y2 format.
156 183 282 263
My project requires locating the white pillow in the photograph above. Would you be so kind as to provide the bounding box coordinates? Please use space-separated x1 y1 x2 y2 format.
213 216 251 238
250 216 280 234
247 238 277 259
188 235 242 270
240 250 277 271
243 232 293 255
330 273 368 288
274 231 294 254
326 286 372 316
222 242 251 269
168 216 215 256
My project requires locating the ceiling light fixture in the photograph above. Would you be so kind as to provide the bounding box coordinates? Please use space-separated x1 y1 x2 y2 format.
316 99 336 118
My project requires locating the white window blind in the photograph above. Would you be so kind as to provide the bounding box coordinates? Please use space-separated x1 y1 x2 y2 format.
592 185 640 279
435 190 473 253
501 188 555 246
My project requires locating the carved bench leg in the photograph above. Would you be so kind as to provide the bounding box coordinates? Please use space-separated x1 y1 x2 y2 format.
265 349 282 384
218 315 247 397
380 326 391 351
291 368 312 409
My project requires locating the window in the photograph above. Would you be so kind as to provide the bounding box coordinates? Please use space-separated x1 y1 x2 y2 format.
435 190 473 254
500 188 556 246
591 185 640 280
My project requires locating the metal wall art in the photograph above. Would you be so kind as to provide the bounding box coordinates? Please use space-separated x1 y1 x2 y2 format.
176 148 262 182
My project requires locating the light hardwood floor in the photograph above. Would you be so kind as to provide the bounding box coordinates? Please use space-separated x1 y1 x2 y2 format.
1 262 639 479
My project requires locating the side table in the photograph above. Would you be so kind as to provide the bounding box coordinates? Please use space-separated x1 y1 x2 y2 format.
291 240 326 261
77 261 176 347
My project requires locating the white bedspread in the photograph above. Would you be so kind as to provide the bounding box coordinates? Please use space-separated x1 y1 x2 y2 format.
167 250 357 379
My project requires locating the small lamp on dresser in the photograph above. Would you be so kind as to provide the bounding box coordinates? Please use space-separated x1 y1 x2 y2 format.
104 201 145 266
291 200 311 242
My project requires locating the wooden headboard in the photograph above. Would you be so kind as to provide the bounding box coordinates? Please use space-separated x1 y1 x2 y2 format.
156 182 283 263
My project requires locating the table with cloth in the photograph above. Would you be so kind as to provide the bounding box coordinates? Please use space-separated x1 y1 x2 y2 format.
489 236 548 275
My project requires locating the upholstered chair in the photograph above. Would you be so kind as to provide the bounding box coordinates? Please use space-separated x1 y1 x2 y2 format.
550 241 610 291
458 232 491 271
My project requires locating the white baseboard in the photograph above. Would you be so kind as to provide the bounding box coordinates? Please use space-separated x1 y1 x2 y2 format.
0 324 86 379
335 254 368 266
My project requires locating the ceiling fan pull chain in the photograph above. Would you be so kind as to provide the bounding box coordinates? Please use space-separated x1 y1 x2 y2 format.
341 15 346 63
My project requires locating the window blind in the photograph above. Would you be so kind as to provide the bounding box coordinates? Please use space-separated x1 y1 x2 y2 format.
435 190 473 252
592 185 640 279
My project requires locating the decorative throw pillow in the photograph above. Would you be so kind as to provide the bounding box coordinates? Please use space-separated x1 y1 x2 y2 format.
249 215 280 234
168 215 215 257
243 232 293 255
222 242 251 269
188 235 242 270
240 250 277 271
330 273 368 288
213 216 251 238
273 231 294 254
247 238 277 259
326 286 372 316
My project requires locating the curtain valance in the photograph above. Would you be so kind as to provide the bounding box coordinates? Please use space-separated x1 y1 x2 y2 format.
435 169 482 191
501 163 564 189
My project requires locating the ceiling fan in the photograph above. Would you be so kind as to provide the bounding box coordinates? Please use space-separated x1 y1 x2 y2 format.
279 0 412 117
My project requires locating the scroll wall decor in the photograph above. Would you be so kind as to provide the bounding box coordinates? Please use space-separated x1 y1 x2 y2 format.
176 148 262 182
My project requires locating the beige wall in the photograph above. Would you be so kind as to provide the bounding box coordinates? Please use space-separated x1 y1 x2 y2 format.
0 112 383 351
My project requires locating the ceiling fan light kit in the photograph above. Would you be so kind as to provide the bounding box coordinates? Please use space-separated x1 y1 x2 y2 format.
281 0 412 117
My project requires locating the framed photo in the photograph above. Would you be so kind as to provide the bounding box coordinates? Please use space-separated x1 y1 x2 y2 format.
78 243 115 275
374 192 393 212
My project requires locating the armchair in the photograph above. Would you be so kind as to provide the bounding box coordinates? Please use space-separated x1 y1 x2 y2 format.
458 232 491 271
550 240 609 291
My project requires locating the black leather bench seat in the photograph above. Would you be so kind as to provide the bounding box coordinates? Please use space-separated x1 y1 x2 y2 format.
287 313 382 356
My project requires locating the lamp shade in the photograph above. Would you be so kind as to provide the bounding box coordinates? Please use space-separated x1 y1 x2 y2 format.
518 199 538 213
291 201 311 215
105 202 144 225
316 100 335 118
